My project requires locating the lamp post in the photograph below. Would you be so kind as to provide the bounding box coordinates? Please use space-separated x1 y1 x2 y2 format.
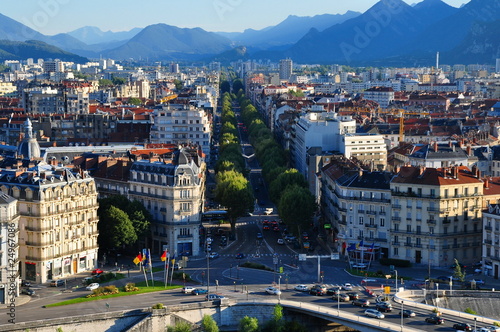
474 317 477 331
436 283 439 314
449 276 452 295
337 291 340 315
400 300 404 331
394 269 398 293
278 276 282 303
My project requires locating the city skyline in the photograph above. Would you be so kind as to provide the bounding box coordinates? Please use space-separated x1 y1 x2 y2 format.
0 0 467 37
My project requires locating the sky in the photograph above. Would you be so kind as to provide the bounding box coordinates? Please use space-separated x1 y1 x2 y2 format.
0 0 468 35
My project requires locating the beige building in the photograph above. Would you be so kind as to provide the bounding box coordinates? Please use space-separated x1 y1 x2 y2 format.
0 194 20 305
390 166 483 268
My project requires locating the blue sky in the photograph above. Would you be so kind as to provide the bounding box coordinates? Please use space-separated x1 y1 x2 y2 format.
1 0 468 35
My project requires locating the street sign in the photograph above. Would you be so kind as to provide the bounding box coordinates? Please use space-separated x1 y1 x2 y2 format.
331 253 340 260
298 254 307 261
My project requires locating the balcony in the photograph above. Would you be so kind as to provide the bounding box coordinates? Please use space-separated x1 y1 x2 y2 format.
366 210 377 216
392 217 401 222
392 242 400 246
485 225 493 231
443 219 451 224
392 204 401 209
375 238 388 242
427 207 439 212
405 243 413 247
365 224 378 229
427 219 436 225
177 234 193 239
484 239 492 244
442 245 450 249
428 245 436 249
414 244 423 248
358 210 365 214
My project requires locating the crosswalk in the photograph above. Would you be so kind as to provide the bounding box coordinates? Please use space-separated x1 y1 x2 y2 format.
218 253 296 258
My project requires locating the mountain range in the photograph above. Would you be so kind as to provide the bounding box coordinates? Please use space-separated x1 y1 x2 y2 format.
0 0 497 66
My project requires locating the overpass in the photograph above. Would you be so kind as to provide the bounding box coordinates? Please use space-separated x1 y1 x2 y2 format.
1 299 422 332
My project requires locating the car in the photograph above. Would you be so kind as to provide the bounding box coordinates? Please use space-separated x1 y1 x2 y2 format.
450 263 467 269
82 277 94 285
309 285 327 296
302 232 309 240
453 322 473 331
21 280 31 287
50 279 64 287
263 225 270 230
483 326 500 332
265 286 281 295
326 287 341 295
91 268 104 275
209 252 219 259
361 278 376 283
21 288 35 296
365 309 385 319
294 284 309 292
335 293 351 302
205 294 225 301
346 292 359 300
206 237 213 244
277 238 285 245
343 283 353 291
352 263 368 268
182 286 196 294
352 299 370 307
376 303 392 312
173 263 182 270
400 309 416 318
256 233 263 240
86 283 100 291
192 288 209 295
236 253 245 259
273 226 280 232
264 208 273 215
425 315 444 324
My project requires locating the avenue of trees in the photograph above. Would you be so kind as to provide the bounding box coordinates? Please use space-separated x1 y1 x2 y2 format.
97 195 152 253
236 88 316 239
214 91 254 235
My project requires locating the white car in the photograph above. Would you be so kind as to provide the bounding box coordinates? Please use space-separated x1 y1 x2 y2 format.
484 326 500 332
86 283 99 291
264 208 273 215
182 286 196 294
343 283 353 291
294 284 309 292
277 238 285 245
365 309 385 319
265 286 281 295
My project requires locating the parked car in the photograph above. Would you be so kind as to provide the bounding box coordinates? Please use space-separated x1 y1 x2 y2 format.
21 280 31 287
82 277 94 285
277 238 284 245
205 294 225 301
236 253 245 259
86 283 100 291
265 286 281 295
294 284 309 292
376 303 393 312
364 309 385 319
468 279 485 285
453 322 472 331
335 293 351 302
21 288 35 296
256 233 263 240
400 309 416 318
91 268 104 275
483 326 500 332
343 283 353 291
209 252 219 259
192 288 209 295
352 299 370 307
425 315 444 324
50 279 64 287
346 292 359 300
182 286 196 294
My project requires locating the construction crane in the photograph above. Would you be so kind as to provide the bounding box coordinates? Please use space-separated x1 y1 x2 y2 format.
377 109 430 142
158 94 178 103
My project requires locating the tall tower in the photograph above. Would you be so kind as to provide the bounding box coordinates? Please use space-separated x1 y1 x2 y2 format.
279 59 293 81
496 58 500 73
436 52 440 70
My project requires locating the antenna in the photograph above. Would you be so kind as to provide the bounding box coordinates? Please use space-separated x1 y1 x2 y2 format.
436 52 439 70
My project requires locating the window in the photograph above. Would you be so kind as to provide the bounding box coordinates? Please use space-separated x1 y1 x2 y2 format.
359 216 364 225
406 225 412 233
394 224 399 231
416 225 421 235
393 247 399 256
380 218 385 227
444 189 448 198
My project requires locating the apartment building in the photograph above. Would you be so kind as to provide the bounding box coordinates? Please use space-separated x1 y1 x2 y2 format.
128 147 206 256
482 204 500 279
390 166 483 268
150 104 212 159
0 193 20 305
363 86 394 109
341 133 387 170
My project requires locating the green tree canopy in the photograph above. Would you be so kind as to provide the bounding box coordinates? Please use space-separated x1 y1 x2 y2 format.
98 79 113 87
201 314 219 332
98 206 137 251
239 316 259 332
269 169 308 204
173 79 183 90
128 97 142 106
220 80 231 94
278 185 316 237
232 79 244 94
112 76 127 85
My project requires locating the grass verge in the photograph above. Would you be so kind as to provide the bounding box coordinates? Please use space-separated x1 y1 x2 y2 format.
44 282 181 308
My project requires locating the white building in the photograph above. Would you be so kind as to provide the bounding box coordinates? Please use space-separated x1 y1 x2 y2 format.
150 104 212 159
292 108 356 176
0 193 20 305
363 86 394 109
483 204 500 278
340 133 388 170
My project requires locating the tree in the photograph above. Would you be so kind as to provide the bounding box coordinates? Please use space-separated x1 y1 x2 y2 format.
453 258 466 282
220 80 230 94
215 170 254 235
239 316 259 332
173 79 183 91
278 185 316 237
128 97 142 106
98 79 113 87
112 76 127 85
98 206 137 251
232 79 244 94
268 169 307 204
201 314 219 332
263 304 284 332
167 321 192 332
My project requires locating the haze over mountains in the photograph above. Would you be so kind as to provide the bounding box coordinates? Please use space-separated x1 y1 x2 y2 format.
0 0 497 66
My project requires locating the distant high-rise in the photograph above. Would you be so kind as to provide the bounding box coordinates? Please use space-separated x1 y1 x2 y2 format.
279 59 293 81
170 63 180 74
496 58 500 73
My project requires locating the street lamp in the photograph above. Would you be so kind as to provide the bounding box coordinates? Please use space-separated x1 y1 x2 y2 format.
394 269 398 293
474 317 477 331
400 300 404 331
449 276 453 294
278 276 282 303
337 291 340 315
436 283 439 314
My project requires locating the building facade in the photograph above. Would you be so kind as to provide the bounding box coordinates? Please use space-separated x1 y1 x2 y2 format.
482 204 500 279
0 193 20 305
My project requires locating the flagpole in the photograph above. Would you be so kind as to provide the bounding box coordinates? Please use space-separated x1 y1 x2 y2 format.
141 258 149 287
148 248 154 287
170 251 176 286
164 252 170 288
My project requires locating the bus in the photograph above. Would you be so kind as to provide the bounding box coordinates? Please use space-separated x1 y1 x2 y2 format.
202 210 228 223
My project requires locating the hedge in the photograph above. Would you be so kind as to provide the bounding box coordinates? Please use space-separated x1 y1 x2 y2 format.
379 258 412 268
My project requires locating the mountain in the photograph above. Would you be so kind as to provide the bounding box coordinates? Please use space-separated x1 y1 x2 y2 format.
67 26 142 45
221 11 361 50
0 40 87 62
103 24 233 61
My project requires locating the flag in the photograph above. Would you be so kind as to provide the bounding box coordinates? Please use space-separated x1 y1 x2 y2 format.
346 243 356 252
369 242 375 252
161 251 167 262
357 240 364 249
142 249 148 262
133 253 142 265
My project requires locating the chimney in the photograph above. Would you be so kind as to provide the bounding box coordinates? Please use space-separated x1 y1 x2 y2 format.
452 166 458 179
449 140 452 148
433 141 438 152
472 165 478 177
466 145 472 156
458 139 463 148
395 165 400 174
484 177 490 189
419 165 425 176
